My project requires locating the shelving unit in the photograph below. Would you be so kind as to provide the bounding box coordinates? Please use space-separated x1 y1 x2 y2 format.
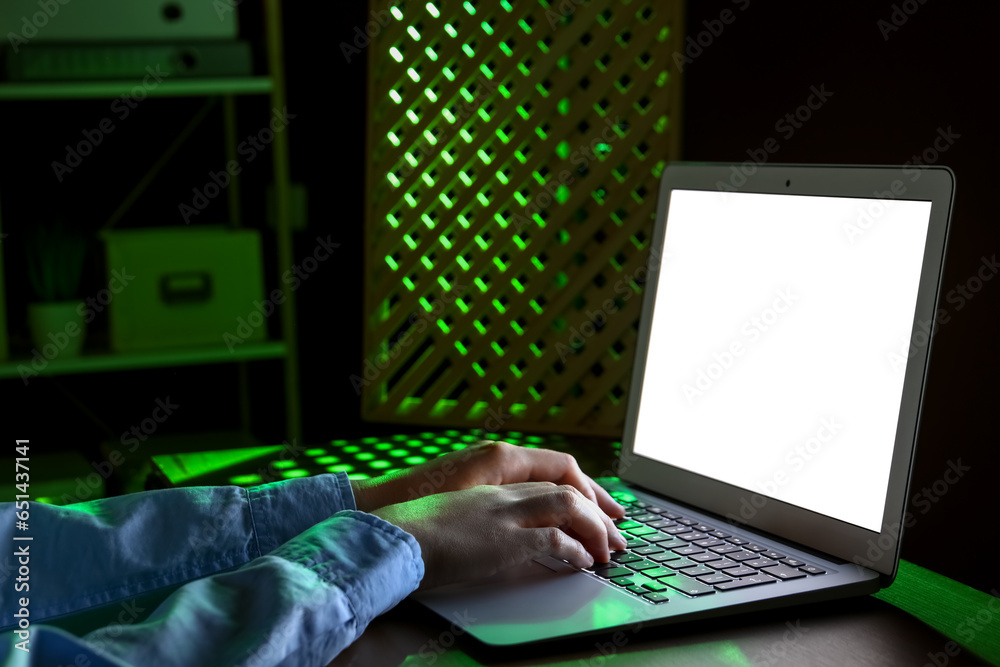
0 0 301 443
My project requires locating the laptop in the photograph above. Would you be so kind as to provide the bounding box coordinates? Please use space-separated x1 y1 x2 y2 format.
414 163 955 646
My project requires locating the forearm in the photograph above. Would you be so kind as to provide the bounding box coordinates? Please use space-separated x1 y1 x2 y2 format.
0 473 357 630
81 511 423 666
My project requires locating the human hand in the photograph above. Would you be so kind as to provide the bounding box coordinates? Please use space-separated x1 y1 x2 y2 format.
372 481 626 590
351 440 624 520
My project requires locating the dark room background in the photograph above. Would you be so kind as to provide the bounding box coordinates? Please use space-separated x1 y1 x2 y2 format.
1 1 996 595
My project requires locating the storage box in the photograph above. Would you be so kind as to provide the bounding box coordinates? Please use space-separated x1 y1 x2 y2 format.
103 227 266 351
0 0 238 43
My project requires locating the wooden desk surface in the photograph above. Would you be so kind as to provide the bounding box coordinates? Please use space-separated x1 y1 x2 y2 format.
331 594 993 667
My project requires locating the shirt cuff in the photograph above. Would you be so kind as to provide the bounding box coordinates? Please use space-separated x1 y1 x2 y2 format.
270 509 425 625
248 472 356 555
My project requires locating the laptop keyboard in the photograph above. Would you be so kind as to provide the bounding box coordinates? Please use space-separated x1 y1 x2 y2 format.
585 493 828 604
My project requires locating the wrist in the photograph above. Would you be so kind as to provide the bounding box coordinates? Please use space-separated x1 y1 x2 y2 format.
351 478 376 513
350 471 408 512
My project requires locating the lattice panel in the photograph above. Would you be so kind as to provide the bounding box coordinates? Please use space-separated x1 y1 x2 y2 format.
362 0 684 436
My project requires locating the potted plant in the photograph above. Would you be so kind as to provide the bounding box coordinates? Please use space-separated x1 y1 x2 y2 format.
25 219 87 356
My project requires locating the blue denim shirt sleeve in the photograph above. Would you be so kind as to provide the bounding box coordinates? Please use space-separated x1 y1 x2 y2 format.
0 473 424 666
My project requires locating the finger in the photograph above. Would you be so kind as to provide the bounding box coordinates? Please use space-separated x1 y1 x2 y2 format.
519 484 613 564
485 444 618 512
519 448 626 522
519 526 594 570
588 479 627 519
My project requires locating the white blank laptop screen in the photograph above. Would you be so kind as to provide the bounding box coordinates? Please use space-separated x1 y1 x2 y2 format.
632 189 932 532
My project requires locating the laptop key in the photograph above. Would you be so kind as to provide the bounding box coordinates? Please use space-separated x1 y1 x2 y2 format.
676 518 697 526
647 519 675 529
644 533 680 544
723 566 758 577
633 545 664 556
626 584 648 595
675 531 709 542
643 568 676 580
627 560 660 572
715 574 778 591
665 557 697 570
726 536 750 545
615 520 642 530
744 558 778 569
708 530 732 539
632 513 659 523
709 544 742 555
664 525 692 535
610 576 635 587
707 558 740 571
625 538 648 549
744 544 768 553
595 567 633 579
677 565 715 577
761 565 807 580
693 538 725 548
762 550 785 560
799 565 826 575
642 580 670 591
672 545 705 556
645 506 667 514
697 573 733 585
728 551 759 562
693 524 714 533
611 552 642 564
661 511 682 520
643 592 671 603
648 551 682 563
626 526 656 536
780 558 807 568
689 552 722 563
666 576 717 597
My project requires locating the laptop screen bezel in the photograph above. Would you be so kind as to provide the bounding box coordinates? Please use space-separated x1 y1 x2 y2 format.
619 163 954 578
